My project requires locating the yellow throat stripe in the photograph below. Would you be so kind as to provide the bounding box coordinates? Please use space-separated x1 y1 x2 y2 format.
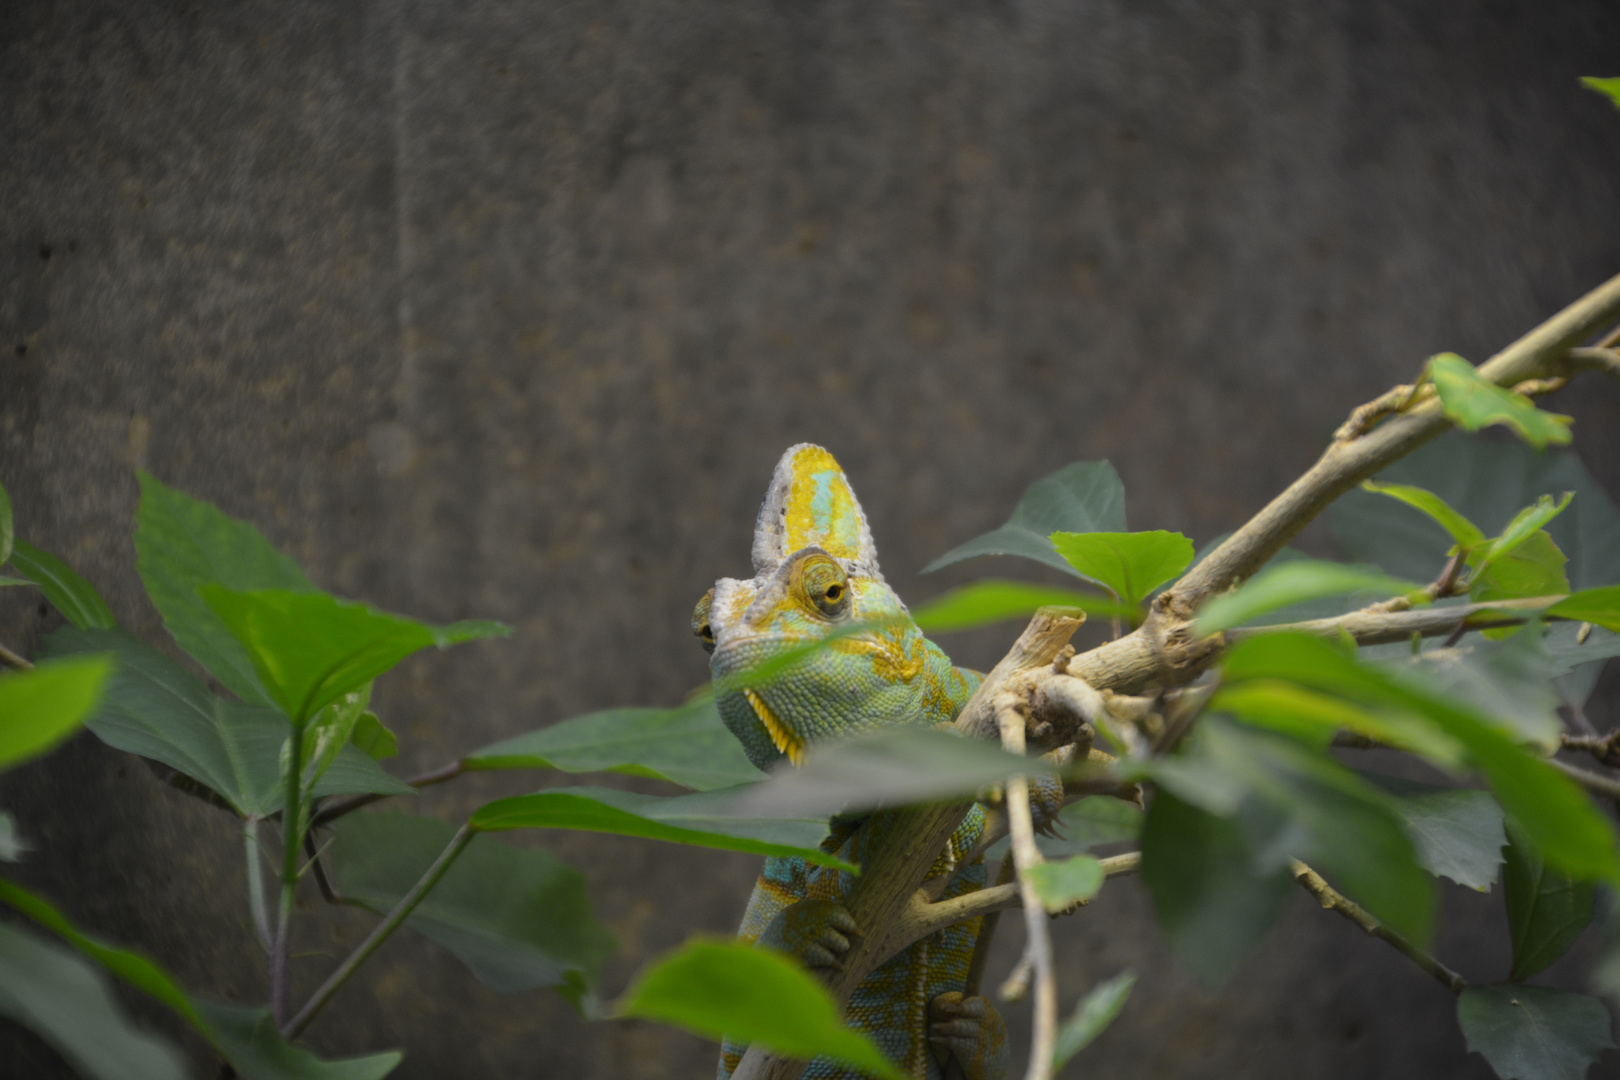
744 688 805 766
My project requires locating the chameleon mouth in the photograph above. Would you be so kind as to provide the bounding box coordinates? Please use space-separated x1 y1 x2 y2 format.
744 689 805 766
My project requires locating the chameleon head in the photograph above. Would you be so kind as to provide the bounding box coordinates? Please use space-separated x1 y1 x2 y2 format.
692 444 972 771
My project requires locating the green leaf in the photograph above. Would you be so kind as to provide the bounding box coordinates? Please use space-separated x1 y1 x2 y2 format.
201 587 509 724
134 472 315 705
0 479 13 566
1474 494 1574 574
1428 353 1573 448
1196 559 1427 635
466 697 761 792
349 712 398 759
1548 587 1620 633
1049 531 1194 607
1376 625 1564 749
1045 796 1143 854
0 921 186 1080
910 580 1130 634
470 786 853 871
1360 480 1486 549
1052 971 1134 1071
40 628 412 817
1471 532 1571 636
1213 680 1464 766
731 727 1060 819
615 938 908 1080
0 575 30 587
330 813 615 998
1359 774 1506 892
1221 632 1620 883
922 461 1126 576
1581 76 1620 110
1458 985 1613 1080
10 540 116 630
1140 790 1291 987
0 655 115 769
0 879 402 1080
1026 854 1105 913
1504 820 1596 982
300 684 372 795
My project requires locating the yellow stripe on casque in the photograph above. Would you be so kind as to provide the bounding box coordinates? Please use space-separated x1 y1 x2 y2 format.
744 688 805 766
783 446 864 561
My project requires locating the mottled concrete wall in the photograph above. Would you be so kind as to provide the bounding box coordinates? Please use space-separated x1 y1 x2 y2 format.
3 1 1619 1077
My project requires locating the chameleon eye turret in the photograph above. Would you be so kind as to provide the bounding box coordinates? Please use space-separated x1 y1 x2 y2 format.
691 588 716 653
794 552 851 619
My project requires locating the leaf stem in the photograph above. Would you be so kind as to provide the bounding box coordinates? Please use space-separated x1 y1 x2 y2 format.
0 641 32 671
271 721 307 1027
282 822 474 1039
244 819 273 952
1291 860 1465 995
309 760 466 829
1549 758 1620 803
998 695 1057 1080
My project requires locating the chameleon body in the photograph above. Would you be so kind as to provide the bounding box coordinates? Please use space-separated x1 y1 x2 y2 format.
693 444 1011 1080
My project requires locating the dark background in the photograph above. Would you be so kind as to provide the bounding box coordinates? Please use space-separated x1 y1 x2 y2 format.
4 1 1620 1077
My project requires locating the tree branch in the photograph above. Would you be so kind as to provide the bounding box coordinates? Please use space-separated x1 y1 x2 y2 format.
1550 758 1620 803
1291 860 1466 995
999 696 1057 1080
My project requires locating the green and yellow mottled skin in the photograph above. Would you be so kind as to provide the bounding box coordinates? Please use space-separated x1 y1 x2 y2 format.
692 444 1010 1080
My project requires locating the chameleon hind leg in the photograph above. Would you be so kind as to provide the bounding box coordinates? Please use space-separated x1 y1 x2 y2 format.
929 992 1010 1080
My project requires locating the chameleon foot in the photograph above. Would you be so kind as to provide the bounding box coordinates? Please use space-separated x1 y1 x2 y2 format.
759 899 860 973
929 991 1010 1080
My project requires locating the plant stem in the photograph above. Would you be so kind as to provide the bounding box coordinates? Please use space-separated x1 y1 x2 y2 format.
282 822 474 1039
0 641 32 670
1291 860 1465 995
1550 758 1620 802
309 760 466 829
271 723 307 1027
244 820 272 952
998 697 1056 1080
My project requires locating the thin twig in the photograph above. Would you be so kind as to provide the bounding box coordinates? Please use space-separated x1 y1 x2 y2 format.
998 696 1057 1080
0 641 33 671
310 760 466 829
304 830 352 906
1291 860 1466 995
283 822 474 1039
1561 730 1620 766
1550 758 1620 803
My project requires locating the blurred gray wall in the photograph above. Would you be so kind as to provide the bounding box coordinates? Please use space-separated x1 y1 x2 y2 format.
4 1 1620 1077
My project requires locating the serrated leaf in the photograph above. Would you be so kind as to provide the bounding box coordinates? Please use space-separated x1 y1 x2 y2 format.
0 879 402 1080
922 461 1126 576
1026 854 1104 913
349 712 398 760
470 786 852 871
910 580 1129 634
1360 480 1486 549
467 697 761 792
40 628 412 817
615 938 908 1080
1196 560 1426 635
1359 774 1506 891
0 655 115 770
1474 494 1574 574
1429 353 1573 448
1548 587 1620 633
0 480 12 566
1377 625 1564 749
9 540 116 630
1582 76 1620 110
330 812 615 997
1458 985 1613 1080
201 587 508 724
1052 971 1134 1071
1504 820 1596 982
0 921 186 1080
1049 531 1194 607
135 473 314 705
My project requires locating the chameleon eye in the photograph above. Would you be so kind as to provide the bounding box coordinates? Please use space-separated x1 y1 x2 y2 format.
691 588 717 654
797 556 851 618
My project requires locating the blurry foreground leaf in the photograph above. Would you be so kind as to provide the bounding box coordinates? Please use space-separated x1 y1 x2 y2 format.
1196 559 1425 635
0 655 114 769
1581 76 1620 110
1052 971 1135 1071
911 580 1128 634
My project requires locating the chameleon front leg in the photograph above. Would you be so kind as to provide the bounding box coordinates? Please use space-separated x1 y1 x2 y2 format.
929 992 1010 1080
757 898 862 973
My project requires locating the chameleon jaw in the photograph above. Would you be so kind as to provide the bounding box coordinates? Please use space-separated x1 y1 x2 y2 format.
743 688 806 767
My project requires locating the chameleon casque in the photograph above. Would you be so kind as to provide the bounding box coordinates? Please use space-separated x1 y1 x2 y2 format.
691 443 1035 1080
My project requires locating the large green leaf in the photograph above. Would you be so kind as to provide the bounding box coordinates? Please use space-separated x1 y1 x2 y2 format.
1458 985 1613 1080
1548 587 1620 633
470 786 851 870
1428 353 1573 448
1504 821 1596 982
615 938 908 1080
1049 531 1194 607
329 813 615 998
910 580 1129 634
0 655 114 769
922 461 1126 576
135 472 315 705
1359 774 1506 892
0 921 185 1080
1213 680 1463 766
731 727 1060 818
1221 633 1620 883
1377 626 1564 749
10 540 116 630
466 698 761 792
40 628 412 817
1196 560 1426 635
1140 790 1291 987
1052 971 1135 1071
201 587 508 724
0 879 402 1080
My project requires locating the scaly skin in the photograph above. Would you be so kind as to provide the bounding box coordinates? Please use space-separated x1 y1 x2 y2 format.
693 444 1011 1080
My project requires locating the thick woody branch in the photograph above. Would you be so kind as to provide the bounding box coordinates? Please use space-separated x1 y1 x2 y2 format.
1292 860 1466 995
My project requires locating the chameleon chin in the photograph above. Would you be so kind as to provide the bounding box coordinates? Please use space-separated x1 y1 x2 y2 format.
693 443 1059 1080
